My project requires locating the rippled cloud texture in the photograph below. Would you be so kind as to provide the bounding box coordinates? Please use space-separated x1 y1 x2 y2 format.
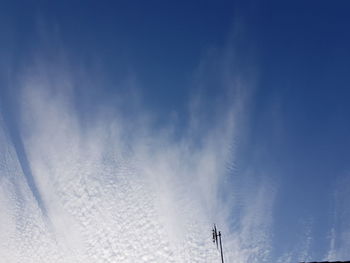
2 41 350 263
0 50 275 262
2 2 350 262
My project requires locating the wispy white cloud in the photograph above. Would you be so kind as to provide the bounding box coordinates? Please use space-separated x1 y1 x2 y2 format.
326 174 350 261
0 38 278 263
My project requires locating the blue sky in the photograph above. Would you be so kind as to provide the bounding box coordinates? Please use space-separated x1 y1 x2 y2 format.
1 1 350 262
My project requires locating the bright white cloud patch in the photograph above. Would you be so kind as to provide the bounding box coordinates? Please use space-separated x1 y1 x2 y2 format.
0 59 276 262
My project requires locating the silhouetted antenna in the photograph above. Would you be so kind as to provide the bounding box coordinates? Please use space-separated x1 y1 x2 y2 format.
212 224 218 249
212 224 224 263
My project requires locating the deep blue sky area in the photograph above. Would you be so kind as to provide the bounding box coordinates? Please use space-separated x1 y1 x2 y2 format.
2 0 236 113
1 1 350 261
250 2 350 256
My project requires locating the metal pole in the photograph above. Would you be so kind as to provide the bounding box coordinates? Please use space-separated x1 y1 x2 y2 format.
219 231 224 263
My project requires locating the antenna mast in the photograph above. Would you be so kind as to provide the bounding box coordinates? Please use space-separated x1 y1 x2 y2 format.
212 224 225 263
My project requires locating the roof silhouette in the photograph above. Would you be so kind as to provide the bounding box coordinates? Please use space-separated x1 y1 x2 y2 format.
300 261 350 263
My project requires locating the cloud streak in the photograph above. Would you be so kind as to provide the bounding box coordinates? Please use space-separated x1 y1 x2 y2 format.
0 41 278 263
